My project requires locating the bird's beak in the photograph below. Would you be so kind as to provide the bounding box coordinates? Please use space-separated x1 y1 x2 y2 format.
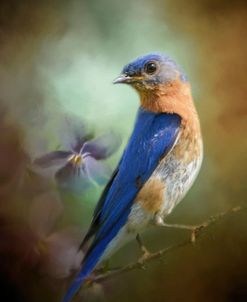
112 74 133 84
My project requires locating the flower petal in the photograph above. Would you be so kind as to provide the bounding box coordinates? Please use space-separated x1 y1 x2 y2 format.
55 162 92 193
33 151 71 168
84 156 112 186
82 132 121 159
72 134 94 154
59 114 93 152
39 227 84 278
29 191 63 239
79 283 104 301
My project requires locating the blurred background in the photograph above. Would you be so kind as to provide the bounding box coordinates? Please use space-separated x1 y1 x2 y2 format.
0 0 246 301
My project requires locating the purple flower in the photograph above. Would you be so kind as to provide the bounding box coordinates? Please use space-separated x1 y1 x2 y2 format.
33 118 120 193
29 191 84 278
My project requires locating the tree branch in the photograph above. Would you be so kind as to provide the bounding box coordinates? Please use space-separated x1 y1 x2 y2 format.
91 206 242 284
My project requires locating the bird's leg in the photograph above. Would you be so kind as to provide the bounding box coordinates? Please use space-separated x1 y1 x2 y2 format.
154 215 204 242
136 234 151 264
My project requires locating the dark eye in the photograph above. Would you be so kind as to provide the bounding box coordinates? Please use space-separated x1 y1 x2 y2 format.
144 61 157 75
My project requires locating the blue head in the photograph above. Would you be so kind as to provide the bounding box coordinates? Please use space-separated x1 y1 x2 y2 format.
113 53 187 91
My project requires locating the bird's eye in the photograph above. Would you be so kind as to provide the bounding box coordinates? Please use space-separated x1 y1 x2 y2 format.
144 61 157 75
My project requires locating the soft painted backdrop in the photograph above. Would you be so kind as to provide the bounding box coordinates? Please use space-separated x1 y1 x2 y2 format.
0 0 246 301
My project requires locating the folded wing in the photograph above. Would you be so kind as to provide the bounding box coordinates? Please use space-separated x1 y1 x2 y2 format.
63 108 181 302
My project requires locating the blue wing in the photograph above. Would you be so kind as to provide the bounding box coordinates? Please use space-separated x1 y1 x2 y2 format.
63 108 181 302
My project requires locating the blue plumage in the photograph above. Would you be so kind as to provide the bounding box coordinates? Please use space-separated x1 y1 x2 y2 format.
63 108 181 302
122 53 188 83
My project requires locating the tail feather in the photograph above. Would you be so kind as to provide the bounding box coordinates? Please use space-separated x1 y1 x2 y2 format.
62 221 126 302
62 247 101 302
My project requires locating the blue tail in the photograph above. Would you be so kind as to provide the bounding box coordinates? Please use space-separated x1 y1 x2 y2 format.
62 241 108 302
62 253 98 302
62 213 129 302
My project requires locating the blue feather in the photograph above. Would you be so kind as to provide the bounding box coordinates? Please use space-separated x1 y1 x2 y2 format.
122 53 188 83
62 107 181 302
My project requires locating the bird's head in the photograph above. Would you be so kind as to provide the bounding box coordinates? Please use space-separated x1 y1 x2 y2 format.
113 53 187 91
113 53 195 119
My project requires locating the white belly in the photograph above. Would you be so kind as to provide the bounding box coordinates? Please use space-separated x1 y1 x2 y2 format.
127 136 203 233
100 136 203 263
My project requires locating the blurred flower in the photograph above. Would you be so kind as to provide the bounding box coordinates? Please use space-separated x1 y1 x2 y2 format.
33 116 120 193
77 282 105 302
0 107 31 196
29 191 84 278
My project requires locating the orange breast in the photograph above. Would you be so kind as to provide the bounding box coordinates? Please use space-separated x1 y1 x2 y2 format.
173 124 202 164
136 177 165 214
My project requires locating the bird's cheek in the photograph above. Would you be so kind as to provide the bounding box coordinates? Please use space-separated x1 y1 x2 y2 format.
139 80 156 90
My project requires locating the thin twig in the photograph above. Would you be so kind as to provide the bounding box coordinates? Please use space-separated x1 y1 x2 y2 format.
91 206 242 284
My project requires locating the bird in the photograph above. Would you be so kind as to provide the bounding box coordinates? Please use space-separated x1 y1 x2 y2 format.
62 52 203 302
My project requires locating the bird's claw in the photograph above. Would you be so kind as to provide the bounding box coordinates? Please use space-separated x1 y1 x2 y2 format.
154 215 205 243
138 250 151 268
191 225 205 243
136 233 152 266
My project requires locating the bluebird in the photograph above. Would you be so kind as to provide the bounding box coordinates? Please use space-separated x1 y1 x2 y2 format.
63 53 203 302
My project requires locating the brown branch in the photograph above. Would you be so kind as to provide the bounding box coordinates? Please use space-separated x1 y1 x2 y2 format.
91 206 242 284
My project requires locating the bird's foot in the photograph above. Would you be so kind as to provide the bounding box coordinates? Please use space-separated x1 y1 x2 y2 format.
138 249 152 267
154 216 205 243
136 234 152 267
190 224 205 243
